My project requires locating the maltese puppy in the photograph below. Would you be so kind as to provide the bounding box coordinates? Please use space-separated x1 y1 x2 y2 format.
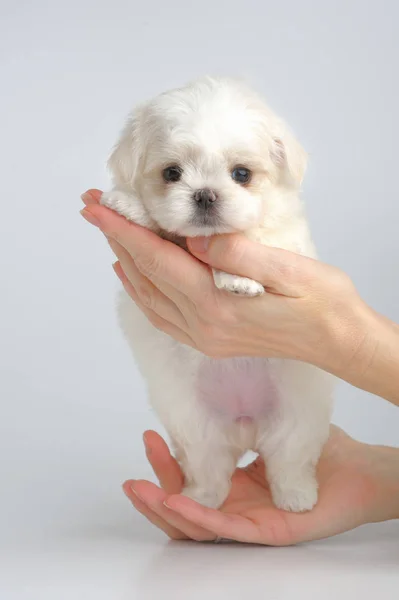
101 77 334 512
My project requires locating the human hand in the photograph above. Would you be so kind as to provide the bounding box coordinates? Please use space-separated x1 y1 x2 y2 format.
80 189 376 383
122 426 399 545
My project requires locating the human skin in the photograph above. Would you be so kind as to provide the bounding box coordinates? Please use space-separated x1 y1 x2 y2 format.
122 426 399 545
80 188 399 544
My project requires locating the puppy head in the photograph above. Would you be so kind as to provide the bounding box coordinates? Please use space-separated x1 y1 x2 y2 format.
108 77 307 236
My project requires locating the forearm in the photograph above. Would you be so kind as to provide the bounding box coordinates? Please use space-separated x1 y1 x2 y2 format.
327 303 399 406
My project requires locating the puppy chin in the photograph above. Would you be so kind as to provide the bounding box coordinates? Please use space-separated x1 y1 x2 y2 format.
174 222 237 237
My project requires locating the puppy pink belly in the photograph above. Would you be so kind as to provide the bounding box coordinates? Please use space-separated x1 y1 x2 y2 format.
196 359 278 421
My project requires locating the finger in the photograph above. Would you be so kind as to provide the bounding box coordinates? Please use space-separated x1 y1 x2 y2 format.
117 245 193 317
187 235 320 297
126 480 216 542
81 189 102 205
81 205 213 302
122 481 187 540
143 430 184 494
164 494 264 544
109 241 190 332
112 262 196 348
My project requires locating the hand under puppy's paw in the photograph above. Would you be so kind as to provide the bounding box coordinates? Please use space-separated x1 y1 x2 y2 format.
212 269 264 297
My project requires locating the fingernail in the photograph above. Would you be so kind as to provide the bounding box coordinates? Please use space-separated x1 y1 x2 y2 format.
80 208 100 227
112 262 128 284
112 261 121 277
188 236 210 253
129 485 144 502
107 237 119 253
122 485 131 499
81 192 94 205
163 500 171 509
112 262 120 279
143 433 152 456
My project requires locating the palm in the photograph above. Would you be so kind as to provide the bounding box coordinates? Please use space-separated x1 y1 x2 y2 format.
216 434 374 544
124 427 378 545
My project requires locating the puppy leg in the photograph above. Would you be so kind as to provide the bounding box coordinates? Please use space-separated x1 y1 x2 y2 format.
258 417 330 512
257 364 333 512
260 434 322 512
147 379 241 510
100 189 155 228
212 269 264 297
173 439 239 509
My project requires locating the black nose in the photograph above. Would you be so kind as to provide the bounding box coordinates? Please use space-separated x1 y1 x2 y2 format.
193 188 218 209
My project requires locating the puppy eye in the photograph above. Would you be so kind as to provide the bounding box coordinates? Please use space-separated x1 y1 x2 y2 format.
231 167 251 184
162 165 182 183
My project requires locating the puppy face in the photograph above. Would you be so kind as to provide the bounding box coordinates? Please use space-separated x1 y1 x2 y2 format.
109 77 307 236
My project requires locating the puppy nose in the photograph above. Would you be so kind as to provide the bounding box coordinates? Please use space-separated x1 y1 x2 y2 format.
193 188 218 208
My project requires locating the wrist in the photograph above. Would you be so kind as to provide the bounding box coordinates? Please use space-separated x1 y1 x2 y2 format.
351 308 399 405
323 296 399 405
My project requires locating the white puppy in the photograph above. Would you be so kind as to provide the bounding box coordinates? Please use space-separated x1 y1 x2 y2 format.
102 77 334 512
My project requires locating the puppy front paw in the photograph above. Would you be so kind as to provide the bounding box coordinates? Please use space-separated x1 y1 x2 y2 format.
181 484 229 509
270 475 318 513
100 190 154 228
100 190 130 211
212 269 264 297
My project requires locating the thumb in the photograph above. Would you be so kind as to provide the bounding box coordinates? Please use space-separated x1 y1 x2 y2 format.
187 234 319 297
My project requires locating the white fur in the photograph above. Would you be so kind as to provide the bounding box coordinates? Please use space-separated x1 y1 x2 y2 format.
102 77 334 512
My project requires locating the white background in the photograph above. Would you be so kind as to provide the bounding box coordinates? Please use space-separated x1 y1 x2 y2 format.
0 1 398 598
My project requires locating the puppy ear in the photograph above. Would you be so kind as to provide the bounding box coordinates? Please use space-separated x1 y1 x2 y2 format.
271 133 307 188
107 106 145 189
